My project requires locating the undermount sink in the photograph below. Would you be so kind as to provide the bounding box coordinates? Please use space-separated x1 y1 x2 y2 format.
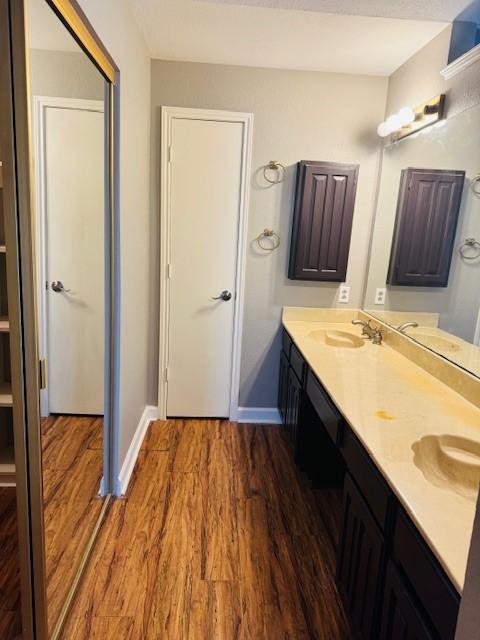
412 435 480 501
411 332 461 353
309 329 364 349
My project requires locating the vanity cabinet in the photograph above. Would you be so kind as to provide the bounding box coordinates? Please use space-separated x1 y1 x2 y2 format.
337 473 385 639
387 168 465 287
380 561 436 640
288 160 359 282
277 330 461 639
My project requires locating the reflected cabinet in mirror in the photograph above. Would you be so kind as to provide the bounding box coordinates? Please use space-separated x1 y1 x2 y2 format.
364 103 480 378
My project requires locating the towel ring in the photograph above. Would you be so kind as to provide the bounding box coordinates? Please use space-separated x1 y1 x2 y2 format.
256 228 280 251
471 173 480 196
459 237 480 260
263 161 286 185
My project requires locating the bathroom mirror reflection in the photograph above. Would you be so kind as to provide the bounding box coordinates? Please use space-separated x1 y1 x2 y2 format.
364 103 480 378
28 0 107 633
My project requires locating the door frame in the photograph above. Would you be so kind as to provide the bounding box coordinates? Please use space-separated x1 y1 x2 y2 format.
33 95 104 418
157 106 253 420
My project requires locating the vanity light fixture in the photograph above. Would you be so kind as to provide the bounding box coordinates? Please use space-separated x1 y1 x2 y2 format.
377 95 445 142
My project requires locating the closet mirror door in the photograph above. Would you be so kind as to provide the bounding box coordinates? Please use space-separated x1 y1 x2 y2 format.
27 0 107 634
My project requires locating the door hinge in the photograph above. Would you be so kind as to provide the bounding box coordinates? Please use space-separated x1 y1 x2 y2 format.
165 367 170 382
168 146 173 164
167 263 172 279
39 359 47 389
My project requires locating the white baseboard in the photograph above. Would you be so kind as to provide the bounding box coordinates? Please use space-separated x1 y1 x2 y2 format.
117 405 158 496
235 407 282 424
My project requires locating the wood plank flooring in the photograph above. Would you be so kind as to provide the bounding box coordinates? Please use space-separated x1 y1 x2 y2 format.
41 415 104 632
0 487 22 640
62 420 351 639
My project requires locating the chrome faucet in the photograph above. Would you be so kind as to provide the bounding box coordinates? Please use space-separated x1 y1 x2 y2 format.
396 321 419 334
352 319 373 338
352 319 384 344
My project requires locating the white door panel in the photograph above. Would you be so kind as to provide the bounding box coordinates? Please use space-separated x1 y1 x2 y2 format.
167 118 243 417
44 106 104 414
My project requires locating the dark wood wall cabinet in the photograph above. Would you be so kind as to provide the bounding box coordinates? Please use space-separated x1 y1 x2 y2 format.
288 160 359 282
387 168 465 287
278 328 460 639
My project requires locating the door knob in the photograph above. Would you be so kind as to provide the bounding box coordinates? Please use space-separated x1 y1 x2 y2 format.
51 280 71 293
210 290 232 301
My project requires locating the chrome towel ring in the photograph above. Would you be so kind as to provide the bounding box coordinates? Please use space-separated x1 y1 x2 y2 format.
471 173 480 196
256 228 280 251
263 161 286 184
459 237 480 260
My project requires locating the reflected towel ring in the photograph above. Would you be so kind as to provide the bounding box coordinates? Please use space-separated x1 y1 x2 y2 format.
471 173 480 196
459 237 480 260
263 161 286 184
256 228 280 251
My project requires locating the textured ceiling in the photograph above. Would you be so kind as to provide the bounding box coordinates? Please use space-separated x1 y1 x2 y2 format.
197 0 472 22
28 0 82 52
130 0 449 75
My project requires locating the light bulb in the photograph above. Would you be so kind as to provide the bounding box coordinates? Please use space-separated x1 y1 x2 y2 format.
377 122 391 137
398 106 415 126
386 114 402 131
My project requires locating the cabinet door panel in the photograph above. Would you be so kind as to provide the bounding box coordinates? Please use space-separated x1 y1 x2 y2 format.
289 161 359 282
286 366 302 447
337 474 384 639
380 562 435 640
278 349 289 423
387 168 465 287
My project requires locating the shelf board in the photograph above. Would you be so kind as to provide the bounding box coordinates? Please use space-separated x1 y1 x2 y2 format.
0 246 6 254
0 382 13 407
0 446 15 486
0 317 9 333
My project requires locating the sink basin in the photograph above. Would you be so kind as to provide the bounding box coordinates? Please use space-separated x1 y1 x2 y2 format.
309 329 364 349
412 435 480 501
411 332 461 353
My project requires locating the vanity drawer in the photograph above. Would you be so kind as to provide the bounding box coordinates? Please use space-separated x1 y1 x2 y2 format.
282 329 292 359
392 508 460 640
306 369 343 445
290 343 305 383
341 425 392 532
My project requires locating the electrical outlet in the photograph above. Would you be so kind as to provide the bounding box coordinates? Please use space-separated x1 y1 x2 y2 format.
375 287 386 305
338 284 350 304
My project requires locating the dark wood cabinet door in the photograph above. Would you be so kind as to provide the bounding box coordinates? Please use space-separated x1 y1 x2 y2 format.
387 168 465 287
379 562 435 640
286 365 302 446
337 474 384 639
278 349 289 423
289 160 359 282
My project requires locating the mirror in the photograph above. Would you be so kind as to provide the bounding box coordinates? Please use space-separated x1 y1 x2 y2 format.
0 169 22 636
27 0 108 633
364 102 480 378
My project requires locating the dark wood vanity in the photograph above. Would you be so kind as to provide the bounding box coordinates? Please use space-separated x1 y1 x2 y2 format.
278 328 460 639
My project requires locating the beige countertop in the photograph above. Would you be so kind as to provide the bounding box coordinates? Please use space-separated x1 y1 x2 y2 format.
283 307 480 593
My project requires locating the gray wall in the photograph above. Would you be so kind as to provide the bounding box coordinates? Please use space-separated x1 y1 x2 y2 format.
386 25 480 119
78 0 152 480
150 60 387 407
29 49 104 100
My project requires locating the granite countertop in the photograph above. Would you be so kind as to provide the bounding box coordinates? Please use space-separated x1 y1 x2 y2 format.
282 307 480 593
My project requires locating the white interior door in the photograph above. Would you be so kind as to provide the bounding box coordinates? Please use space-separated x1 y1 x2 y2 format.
43 103 104 415
167 116 244 417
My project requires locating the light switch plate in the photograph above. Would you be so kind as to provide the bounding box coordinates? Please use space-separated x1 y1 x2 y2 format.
375 287 386 305
338 284 350 304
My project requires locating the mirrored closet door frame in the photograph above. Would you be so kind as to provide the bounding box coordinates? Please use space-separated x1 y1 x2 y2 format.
5 0 120 637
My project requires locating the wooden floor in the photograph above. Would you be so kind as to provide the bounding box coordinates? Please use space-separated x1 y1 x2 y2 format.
62 420 351 639
42 415 104 632
0 487 22 640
